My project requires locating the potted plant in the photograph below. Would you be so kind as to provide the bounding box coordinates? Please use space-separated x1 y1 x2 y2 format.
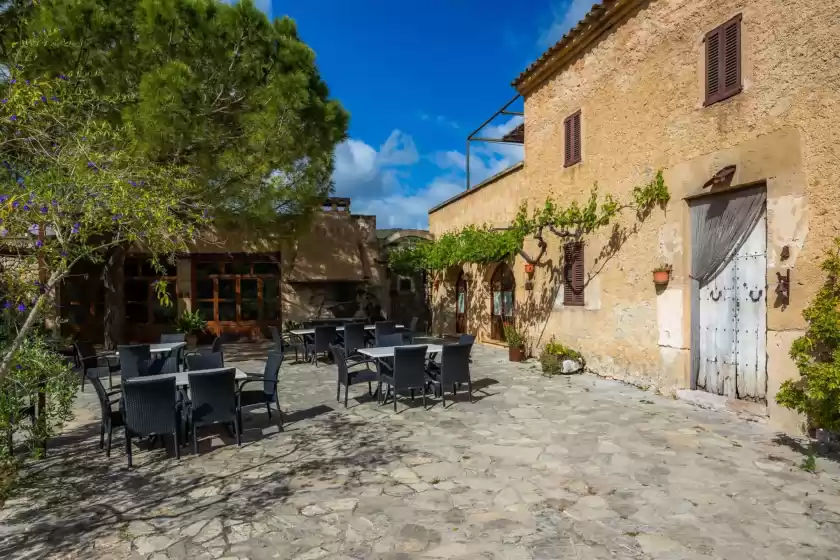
503 322 527 362
653 264 672 285
175 310 207 348
539 337 585 376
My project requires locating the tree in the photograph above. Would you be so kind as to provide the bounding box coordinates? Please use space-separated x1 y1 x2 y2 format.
0 29 209 380
1 0 349 347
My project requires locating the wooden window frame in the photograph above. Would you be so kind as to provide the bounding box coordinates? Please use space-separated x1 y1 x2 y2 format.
124 259 177 326
563 241 585 307
704 14 742 107
563 110 582 167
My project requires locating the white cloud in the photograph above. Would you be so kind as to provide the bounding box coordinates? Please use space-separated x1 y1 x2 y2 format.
353 177 462 230
333 130 418 199
433 115 524 186
539 0 597 48
419 112 460 130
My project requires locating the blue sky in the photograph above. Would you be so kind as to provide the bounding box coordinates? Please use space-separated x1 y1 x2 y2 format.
242 0 596 228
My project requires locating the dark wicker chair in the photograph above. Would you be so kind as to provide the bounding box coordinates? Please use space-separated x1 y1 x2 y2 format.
402 316 420 344
118 344 151 383
187 336 222 356
377 333 404 348
74 341 120 390
187 368 239 454
139 356 180 376
330 344 378 407
459 334 476 345
237 351 284 431
160 333 186 343
374 321 398 347
310 325 336 366
122 376 181 467
426 343 473 407
86 367 125 457
341 322 367 356
186 352 224 371
269 326 302 362
379 345 429 411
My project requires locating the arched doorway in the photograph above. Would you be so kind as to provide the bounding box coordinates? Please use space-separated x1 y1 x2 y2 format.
455 271 467 334
490 263 515 341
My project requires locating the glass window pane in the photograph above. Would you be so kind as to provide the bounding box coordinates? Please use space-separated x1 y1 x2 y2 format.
196 279 214 299
241 279 259 300
197 301 215 322
196 261 222 278
62 278 84 302
241 299 259 321
493 292 502 316
126 302 148 323
125 279 149 302
218 279 236 300
503 291 514 316
457 293 465 313
67 305 89 325
218 301 236 321
229 259 251 275
152 283 177 324
254 262 278 275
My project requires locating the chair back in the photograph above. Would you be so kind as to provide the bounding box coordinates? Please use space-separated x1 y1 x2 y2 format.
409 316 419 332
374 321 398 346
85 367 114 421
303 321 316 329
210 336 223 353
188 369 237 425
186 352 224 371
118 344 151 381
459 334 476 345
440 343 472 385
393 346 428 390
74 341 99 371
261 351 283 398
139 356 180 376
342 322 366 355
160 333 186 343
377 333 404 348
313 325 336 353
123 377 178 436
268 326 283 352
330 344 350 384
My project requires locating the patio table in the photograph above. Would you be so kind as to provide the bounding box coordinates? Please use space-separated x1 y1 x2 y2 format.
128 367 248 387
114 342 187 356
357 344 444 359
289 324 404 337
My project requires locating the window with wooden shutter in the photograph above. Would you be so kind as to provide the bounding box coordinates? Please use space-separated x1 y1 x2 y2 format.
563 241 585 306
704 15 742 106
563 110 581 167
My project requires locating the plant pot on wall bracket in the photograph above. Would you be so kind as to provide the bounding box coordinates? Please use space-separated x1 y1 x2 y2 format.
653 270 670 285
508 345 526 362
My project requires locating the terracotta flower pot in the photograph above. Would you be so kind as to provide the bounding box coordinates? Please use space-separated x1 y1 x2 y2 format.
508 345 526 362
186 334 198 349
653 270 670 285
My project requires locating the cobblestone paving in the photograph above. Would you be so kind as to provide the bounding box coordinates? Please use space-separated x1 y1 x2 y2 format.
1 342 839 559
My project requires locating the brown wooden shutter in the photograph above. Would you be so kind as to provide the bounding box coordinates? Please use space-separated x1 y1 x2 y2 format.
563 241 585 306
705 15 742 106
563 110 581 167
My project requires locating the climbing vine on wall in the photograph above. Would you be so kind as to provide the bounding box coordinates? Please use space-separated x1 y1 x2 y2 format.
388 171 670 275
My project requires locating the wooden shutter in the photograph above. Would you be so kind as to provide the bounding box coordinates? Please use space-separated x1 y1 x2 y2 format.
563 241 585 306
563 110 582 167
705 15 742 106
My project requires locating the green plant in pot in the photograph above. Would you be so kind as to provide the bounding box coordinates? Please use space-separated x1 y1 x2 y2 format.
503 322 527 362
540 337 585 376
175 310 207 348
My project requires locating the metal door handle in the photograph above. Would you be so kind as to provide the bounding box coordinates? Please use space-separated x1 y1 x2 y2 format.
749 289 763 302
710 290 722 301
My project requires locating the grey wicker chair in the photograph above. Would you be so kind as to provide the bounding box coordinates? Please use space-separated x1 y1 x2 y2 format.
426 343 473 407
377 333 404 348
379 345 429 411
237 351 284 431
310 325 336 366
118 344 151 383
187 368 239 454
86 367 125 457
186 352 224 371
269 325 303 361
330 344 378 407
459 334 476 345
374 321 398 347
402 316 420 344
138 356 180 376
341 322 367 356
160 333 186 343
122 376 181 467
75 341 120 390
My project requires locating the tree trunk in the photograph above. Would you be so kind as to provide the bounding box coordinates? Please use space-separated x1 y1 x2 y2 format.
102 245 126 350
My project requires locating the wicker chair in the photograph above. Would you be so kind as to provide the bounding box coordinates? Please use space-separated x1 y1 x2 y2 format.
379 346 429 411
86 367 125 457
269 326 302 362
341 322 367 356
330 344 378 407
237 352 284 431
374 321 398 347
122 376 181 467
118 344 151 383
138 356 180 376
310 325 336 366
74 341 120 390
186 352 224 371
187 368 239 454
426 342 473 407
403 316 420 344
160 333 186 343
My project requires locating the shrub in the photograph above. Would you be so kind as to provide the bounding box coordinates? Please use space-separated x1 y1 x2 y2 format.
174 310 207 334
540 338 585 376
502 322 526 348
776 238 840 432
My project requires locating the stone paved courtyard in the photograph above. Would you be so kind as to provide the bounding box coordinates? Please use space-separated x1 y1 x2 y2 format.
1 342 839 559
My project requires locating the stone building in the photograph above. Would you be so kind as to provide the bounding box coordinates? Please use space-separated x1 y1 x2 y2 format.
60 198 389 342
428 0 840 432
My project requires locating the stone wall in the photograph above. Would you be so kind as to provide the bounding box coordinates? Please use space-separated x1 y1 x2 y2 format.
428 0 840 433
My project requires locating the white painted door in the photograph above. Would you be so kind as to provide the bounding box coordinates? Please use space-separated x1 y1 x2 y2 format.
696 210 767 401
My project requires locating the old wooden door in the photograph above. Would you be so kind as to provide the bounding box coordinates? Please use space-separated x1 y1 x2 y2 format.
696 210 767 400
455 271 467 334
490 263 515 341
